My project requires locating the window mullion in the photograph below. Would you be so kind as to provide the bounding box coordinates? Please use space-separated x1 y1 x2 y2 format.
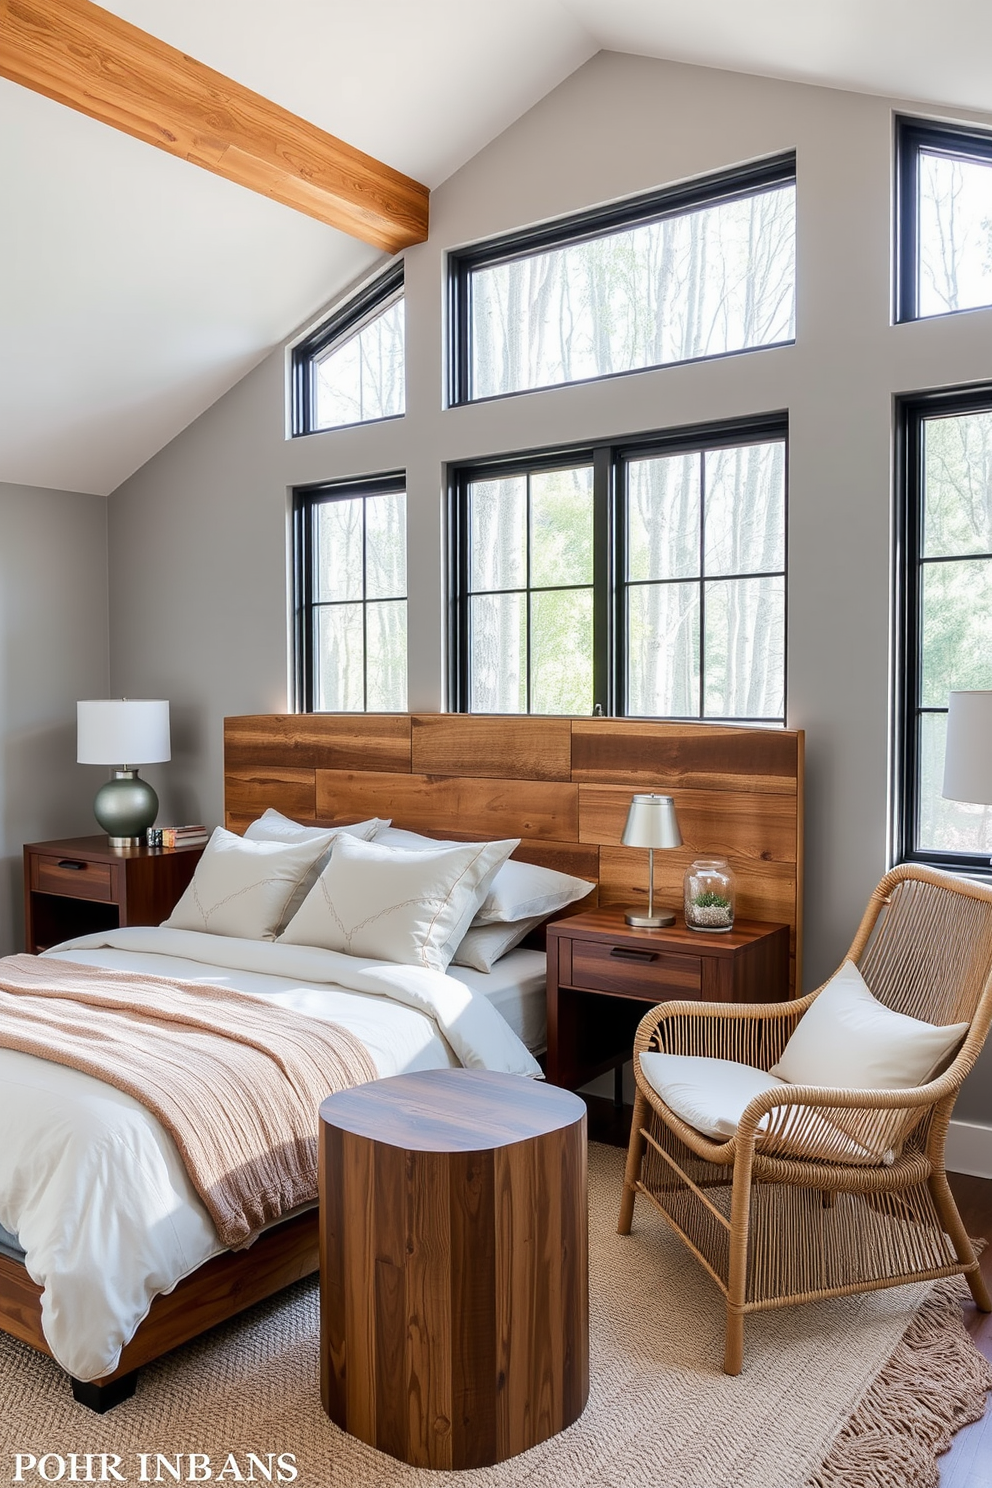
592 446 612 716
698 450 706 721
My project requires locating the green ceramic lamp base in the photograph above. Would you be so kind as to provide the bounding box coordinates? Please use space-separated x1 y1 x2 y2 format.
93 770 159 846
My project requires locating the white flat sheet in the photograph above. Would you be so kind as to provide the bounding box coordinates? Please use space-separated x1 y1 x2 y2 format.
447 949 548 1054
0 927 540 1382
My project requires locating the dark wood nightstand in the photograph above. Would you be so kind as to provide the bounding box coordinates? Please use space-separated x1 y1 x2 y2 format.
545 908 790 1091
23 836 205 954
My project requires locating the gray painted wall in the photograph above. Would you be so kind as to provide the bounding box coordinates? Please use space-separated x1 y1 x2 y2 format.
106 51 992 1117
0 480 109 953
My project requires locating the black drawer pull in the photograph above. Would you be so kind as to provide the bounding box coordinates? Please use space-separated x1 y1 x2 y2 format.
56 860 87 871
609 947 658 963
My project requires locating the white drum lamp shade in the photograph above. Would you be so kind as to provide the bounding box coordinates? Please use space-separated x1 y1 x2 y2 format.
77 700 171 845
77 699 171 766
621 793 682 928
942 691 992 805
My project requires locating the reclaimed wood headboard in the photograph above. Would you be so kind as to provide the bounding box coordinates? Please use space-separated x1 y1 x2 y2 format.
224 714 804 990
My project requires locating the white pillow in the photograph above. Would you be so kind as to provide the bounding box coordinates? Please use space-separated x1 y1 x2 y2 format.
244 808 385 930
472 858 594 926
451 915 546 973
244 807 386 845
373 827 593 926
279 833 519 972
374 826 449 851
771 960 969 1090
164 827 336 941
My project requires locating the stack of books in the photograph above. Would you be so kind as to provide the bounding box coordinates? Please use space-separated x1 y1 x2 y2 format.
147 825 209 848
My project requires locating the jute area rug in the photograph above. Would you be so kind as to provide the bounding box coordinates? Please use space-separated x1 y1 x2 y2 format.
0 1144 989 1488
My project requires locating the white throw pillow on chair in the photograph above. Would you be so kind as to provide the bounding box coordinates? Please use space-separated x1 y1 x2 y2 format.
771 959 969 1089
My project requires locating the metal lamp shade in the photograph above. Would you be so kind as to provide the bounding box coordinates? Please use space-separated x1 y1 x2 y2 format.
77 699 171 847
621 793 682 928
943 691 992 805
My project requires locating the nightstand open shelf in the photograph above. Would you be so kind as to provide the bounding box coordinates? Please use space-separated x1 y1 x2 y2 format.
24 836 204 955
546 907 790 1091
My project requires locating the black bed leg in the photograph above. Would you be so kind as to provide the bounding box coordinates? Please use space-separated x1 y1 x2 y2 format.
70 1370 138 1412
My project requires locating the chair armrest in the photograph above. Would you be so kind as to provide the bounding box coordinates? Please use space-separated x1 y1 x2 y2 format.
633 994 817 1071
734 1075 959 1166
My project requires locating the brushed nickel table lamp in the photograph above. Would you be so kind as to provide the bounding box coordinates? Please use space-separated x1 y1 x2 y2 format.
77 699 171 846
622 792 682 928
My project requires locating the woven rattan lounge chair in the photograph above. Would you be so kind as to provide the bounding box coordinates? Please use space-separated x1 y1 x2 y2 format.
618 864 992 1374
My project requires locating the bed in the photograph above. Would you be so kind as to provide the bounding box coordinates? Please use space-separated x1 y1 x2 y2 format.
0 712 803 1409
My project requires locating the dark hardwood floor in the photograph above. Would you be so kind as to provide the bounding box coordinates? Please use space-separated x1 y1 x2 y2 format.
584 1096 992 1485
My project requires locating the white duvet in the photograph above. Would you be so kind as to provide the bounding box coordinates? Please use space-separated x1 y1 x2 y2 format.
0 926 541 1382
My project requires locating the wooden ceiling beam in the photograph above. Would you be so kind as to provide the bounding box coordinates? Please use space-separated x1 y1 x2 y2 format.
0 0 429 253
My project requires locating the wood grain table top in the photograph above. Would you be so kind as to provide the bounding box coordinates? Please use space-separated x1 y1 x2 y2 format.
319 1068 585 1152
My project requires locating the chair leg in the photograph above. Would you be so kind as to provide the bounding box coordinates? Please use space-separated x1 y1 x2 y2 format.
617 1087 650 1235
724 1155 755 1375
929 1172 992 1312
724 1308 745 1377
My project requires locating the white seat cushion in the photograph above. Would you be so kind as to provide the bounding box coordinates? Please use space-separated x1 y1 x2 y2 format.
771 959 969 1090
639 1050 895 1163
639 1053 788 1140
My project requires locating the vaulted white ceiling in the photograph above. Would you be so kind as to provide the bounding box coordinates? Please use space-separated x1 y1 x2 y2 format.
4 0 992 497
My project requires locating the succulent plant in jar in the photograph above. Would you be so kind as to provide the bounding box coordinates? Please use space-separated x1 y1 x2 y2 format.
684 858 735 931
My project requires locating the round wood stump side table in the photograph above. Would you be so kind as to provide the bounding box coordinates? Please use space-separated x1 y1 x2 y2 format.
318 1068 588 1470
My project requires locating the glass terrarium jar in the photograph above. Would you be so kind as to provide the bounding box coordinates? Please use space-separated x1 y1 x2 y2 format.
684 858 735 932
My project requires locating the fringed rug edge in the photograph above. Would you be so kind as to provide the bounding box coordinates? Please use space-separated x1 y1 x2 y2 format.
807 1272 992 1488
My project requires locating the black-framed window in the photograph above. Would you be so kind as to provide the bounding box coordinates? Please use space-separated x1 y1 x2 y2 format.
291 263 405 436
294 474 407 712
896 116 992 323
897 387 992 872
449 416 787 722
448 154 796 406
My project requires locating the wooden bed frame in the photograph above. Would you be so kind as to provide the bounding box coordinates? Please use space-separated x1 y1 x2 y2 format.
0 712 803 1410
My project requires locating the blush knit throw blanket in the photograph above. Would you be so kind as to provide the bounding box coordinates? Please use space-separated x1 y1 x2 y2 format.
0 954 378 1248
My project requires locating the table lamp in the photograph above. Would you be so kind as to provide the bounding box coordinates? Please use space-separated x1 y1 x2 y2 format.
942 691 992 807
77 699 171 846
621 792 682 927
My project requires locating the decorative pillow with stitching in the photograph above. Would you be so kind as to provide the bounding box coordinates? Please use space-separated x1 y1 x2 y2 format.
163 827 337 940
278 833 518 972
244 808 386 931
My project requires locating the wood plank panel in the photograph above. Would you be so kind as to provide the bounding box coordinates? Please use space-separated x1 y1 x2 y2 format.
225 714 411 773
224 767 316 830
571 719 800 793
578 784 800 866
1 0 429 252
596 846 796 922
412 715 572 781
316 771 579 843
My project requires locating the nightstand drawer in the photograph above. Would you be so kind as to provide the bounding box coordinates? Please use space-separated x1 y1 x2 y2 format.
569 938 701 999
32 854 113 902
